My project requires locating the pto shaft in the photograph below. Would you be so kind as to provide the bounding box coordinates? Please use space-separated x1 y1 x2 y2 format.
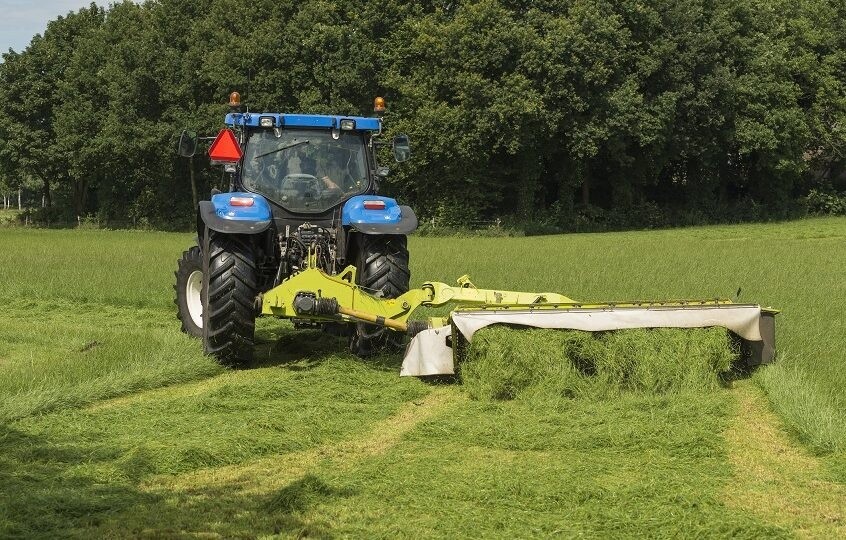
337 306 408 332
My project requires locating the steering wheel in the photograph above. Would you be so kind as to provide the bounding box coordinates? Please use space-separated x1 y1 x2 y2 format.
279 174 323 205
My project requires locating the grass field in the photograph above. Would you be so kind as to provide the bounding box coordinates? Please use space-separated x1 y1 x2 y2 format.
0 218 844 537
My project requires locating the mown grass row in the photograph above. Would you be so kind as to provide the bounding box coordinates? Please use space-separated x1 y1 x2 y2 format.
0 229 224 419
462 326 737 402
0 299 222 421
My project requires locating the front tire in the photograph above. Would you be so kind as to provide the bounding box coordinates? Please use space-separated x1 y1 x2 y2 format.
350 234 410 356
203 234 258 366
174 246 204 338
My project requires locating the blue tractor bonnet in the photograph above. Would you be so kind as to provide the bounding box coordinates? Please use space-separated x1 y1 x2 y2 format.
225 113 382 132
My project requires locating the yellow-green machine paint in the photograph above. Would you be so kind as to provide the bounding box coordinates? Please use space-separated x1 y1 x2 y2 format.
259 257 777 376
261 265 579 327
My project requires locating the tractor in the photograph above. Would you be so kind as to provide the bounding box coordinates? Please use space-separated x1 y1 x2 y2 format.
174 93 416 365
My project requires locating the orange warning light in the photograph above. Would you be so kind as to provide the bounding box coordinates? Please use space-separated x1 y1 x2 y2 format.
374 96 386 113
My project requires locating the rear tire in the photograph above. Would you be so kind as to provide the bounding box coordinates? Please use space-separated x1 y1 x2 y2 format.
175 246 204 338
203 234 258 366
350 234 410 356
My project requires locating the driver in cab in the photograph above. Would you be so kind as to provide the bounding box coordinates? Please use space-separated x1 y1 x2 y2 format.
318 145 363 196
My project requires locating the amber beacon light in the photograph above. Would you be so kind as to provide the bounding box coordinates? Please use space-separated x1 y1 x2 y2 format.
373 96 386 113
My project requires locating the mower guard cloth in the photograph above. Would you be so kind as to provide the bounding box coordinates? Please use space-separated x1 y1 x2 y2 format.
400 304 767 377
401 325 456 376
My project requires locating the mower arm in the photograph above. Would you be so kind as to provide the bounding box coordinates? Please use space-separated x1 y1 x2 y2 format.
260 264 752 335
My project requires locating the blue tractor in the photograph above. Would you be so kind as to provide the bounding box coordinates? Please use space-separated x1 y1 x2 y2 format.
174 93 417 364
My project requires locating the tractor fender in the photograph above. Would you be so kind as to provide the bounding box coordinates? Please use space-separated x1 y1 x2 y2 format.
342 195 418 235
197 192 273 235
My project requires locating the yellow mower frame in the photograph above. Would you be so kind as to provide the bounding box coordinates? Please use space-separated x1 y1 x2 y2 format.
259 252 777 375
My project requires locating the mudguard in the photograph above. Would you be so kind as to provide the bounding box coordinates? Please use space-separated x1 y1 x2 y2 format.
342 195 418 235
198 192 273 234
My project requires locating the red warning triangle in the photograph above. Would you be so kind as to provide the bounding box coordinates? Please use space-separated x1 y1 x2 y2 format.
208 128 243 163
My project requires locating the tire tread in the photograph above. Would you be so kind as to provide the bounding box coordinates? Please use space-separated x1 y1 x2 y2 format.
203 234 257 365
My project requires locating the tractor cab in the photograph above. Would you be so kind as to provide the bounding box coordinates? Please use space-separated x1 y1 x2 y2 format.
178 94 410 218
233 117 377 214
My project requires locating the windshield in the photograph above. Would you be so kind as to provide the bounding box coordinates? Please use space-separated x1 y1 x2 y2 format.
241 129 369 213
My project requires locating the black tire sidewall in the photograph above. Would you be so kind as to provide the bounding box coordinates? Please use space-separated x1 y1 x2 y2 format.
174 245 203 338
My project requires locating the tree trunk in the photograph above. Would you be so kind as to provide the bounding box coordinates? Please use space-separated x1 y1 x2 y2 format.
514 149 545 217
42 177 51 208
18 189 21 210
718 157 729 205
581 177 590 206
73 179 89 217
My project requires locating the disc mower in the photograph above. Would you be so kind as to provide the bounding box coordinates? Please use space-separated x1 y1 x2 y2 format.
252 255 777 376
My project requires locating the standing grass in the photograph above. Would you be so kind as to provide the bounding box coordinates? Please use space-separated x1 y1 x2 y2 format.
0 228 189 308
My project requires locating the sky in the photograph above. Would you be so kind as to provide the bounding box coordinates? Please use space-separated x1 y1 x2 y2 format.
0 0 106 54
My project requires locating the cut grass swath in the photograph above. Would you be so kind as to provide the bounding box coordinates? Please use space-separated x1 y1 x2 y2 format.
461 326 738 401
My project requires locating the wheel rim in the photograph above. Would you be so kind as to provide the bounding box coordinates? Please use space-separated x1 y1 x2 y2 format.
186 270 203 329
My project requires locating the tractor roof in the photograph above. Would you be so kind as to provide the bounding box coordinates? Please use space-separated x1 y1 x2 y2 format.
224 113 382 132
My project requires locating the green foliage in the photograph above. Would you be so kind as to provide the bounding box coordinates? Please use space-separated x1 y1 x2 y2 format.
0 0 844 227
0 210 20 227
805 188 846 215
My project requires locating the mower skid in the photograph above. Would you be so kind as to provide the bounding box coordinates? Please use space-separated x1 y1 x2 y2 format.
400 305 777 377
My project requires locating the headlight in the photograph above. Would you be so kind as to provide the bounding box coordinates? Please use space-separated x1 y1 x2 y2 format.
260 116 275 127
339 119 356 130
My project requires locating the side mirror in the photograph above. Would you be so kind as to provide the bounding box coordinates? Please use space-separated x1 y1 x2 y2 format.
177 130 198 158
392 134 411 163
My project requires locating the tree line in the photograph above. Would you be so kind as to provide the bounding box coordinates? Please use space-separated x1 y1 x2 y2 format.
0 0 844 230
